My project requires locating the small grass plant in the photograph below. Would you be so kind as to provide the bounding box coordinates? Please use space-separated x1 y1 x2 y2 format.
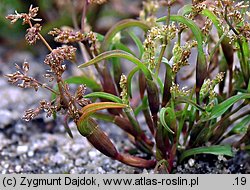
5 0 250 173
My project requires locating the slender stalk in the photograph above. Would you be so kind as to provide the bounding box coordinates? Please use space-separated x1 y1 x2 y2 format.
28 21 53 52
34 79 59 95
223 4 248 85
208 31 228 63
81 0 88 33
155 4 171 77
177 86 195 142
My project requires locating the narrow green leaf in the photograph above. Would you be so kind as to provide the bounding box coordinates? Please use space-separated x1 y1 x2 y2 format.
209 93 250 120
177 4 192 16
180 145 233 162
134 96 148 116
126 30 144 59
114 42 136 56
84 92 123 103
156 76 164 94
101 19 149 52
202 9 223 35
91 112 115 123
230 115 250 134
176 97 205 112
241 39 250 84
65 76 101 91
78 102 127 123
127 66 140 98
178 5 223 35
78 50 152 80
159 107 175 134
95 33 104 42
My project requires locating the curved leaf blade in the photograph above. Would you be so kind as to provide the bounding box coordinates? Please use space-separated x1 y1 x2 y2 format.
176 97 205 112
126 30 144 59
229 115 250 134
180 145 233 162
209 93 250 120
127 66 140 98
159 107 175 134
65 76 101 91
101 19 149 52
79 102 127 123
84 92 123 103
78 50 152 80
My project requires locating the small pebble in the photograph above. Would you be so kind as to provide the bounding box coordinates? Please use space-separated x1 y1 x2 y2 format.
218 155 227 162
48 169 53 174
14 123 27 134
17 145 29 154
75 159 85 166
88 150 98 160
142 169 149 174
15 165 22 173
0 110 13 129
27 151 34 157
71 144 83 154
51 153 66 165
97 167 105 174
3 163 9 169
188 158 195 167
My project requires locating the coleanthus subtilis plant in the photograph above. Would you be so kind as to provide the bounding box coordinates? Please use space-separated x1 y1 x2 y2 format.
5 0 250 173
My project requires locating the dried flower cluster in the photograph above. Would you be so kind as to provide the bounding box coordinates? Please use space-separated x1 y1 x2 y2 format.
88 0 107 5
49 28 86 43
44 46 76 76
75 85 92 107
208 1 250 41
5 62 39 91
25 23 42 45
202 19 213 36
86 31 99 54
6 5 41 25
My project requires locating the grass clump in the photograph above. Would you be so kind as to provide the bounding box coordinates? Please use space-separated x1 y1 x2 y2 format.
5 0 250 173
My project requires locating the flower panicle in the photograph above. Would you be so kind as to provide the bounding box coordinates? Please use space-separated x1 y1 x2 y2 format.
5 61 39 91
49 28 86 44
6 5 41 25
88 0 107 5
44 45 77 77
172 40 197 73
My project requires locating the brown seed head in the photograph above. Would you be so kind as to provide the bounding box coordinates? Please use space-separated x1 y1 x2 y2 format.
25 23 41 45
44 46 76 76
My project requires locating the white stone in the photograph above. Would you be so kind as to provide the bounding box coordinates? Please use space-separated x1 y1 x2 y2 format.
17 145 29 154
15 165 22 173
188 158 195 167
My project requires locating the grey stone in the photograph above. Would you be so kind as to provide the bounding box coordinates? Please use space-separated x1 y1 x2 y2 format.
0 110 14 128
51 153 66 165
